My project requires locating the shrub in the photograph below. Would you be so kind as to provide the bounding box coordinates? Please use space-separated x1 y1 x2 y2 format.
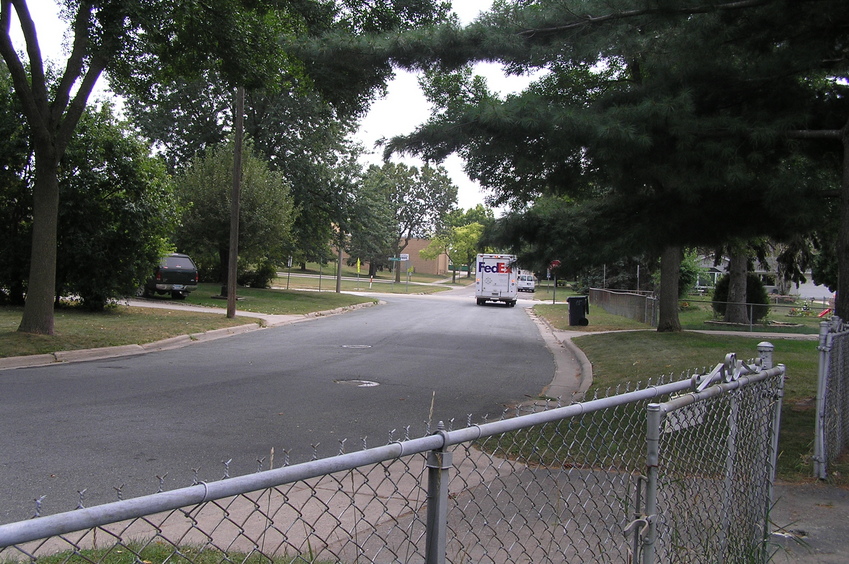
711 273 771 323
238 261 278 288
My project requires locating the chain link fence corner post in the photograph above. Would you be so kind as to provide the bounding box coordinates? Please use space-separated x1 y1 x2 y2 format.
642 403 663 564
814 321 833 479
425 421 452 564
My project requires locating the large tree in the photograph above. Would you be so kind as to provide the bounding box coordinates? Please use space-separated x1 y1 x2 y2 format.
1 0 451 334
55 102 176 310
0 64 173 310
330 1 847 327
175 141 296 281
0 0 295 334
120 74 360 270
361 162 458 282
347 165 397 277
114 1 452 273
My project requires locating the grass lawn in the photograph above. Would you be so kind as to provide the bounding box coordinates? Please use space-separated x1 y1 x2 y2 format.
0 284 376 358
176 283 378 314
277 262 471 289
0 306 254 358
533 302 846 485
272 274 454 294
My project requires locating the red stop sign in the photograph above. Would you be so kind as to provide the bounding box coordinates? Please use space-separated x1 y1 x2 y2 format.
550 260 561 269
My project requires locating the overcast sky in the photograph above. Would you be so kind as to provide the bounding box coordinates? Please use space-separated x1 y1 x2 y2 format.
14 0 532 211
357 1 538 211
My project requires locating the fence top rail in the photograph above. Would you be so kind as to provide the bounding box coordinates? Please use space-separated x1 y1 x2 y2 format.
590 287 655 297
652 364 785 415
0 351 782 549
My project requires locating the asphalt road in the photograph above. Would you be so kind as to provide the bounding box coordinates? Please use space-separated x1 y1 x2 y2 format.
0 286 553 523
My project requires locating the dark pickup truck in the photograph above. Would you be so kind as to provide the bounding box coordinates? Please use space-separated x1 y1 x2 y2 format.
140 253 199 299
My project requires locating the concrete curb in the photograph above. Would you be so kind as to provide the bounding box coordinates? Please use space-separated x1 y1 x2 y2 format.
54 345 146 363
525 308 595 403
0 300 379 371
0 353 59 370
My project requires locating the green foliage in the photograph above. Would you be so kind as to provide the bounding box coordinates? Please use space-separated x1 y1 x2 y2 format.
420 221 484 280
347 168 397 274
238 261 278 288
677 250 702 298
711 273 771 324
0 66 31 305
357 162 458 275
55 104 177 310
374 0 848 322
174 140 296 282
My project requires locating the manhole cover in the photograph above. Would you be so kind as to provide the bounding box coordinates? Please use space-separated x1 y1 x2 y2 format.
335 379 379 387
341 345 372 349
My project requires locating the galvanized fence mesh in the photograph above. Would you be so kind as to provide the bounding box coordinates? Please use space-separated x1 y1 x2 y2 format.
645 357 784 563
0 349 784 564
814 317 849 479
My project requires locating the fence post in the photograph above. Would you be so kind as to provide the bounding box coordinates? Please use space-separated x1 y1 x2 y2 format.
767 363 786 560
719 386 740 559
425 422 452 564
813 321 832 479
642 404 662 564
757 342 774 370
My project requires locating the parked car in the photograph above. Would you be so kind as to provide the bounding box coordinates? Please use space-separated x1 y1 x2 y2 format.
140 253 199 299
518 274 536 293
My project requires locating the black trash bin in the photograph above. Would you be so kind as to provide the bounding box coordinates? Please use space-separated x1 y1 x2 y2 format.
567 296 589 326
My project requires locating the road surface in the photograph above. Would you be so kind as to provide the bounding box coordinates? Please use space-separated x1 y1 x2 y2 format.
0 287 554 522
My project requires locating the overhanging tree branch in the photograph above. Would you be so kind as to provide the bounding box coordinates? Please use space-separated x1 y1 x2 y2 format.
517 0 775 36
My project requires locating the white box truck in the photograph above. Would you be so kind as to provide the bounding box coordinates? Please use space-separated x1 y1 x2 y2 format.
475 253 518 307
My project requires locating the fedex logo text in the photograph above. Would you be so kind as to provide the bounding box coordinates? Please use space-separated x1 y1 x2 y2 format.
479 261 512 274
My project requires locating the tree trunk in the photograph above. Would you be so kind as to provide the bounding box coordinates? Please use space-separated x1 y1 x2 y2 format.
656 245 682 332
837 125 849 320
17 157 60 335
219 247 229 285
725 249 750 324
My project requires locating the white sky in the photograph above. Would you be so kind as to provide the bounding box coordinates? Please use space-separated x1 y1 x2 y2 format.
13 0 535 211
357 2 539 211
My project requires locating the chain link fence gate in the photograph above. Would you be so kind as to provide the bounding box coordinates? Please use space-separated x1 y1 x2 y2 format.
814 316 849 479
0 346 784 563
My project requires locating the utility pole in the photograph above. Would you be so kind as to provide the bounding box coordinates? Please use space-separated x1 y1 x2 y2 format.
227 86 244 318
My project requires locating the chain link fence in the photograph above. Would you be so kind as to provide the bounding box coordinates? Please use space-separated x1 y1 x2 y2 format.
589 288 659 326
814 316 849 479
0 347 784 563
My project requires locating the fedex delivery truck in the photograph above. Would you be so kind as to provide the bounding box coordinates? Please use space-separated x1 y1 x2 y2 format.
475 253 518 307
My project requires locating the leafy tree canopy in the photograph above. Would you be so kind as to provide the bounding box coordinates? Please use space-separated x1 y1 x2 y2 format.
56 102 177 310
174 140 297 282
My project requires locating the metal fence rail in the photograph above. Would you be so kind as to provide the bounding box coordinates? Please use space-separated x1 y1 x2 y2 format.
0 347 784 563
814 316 849 479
